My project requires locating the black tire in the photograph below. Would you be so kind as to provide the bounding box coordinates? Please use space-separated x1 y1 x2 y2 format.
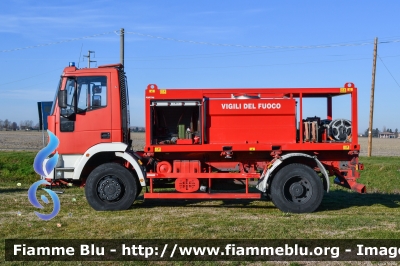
270 164 323 213
85 163 138 211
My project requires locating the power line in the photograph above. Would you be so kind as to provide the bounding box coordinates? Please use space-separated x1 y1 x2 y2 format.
0 78 59 93
126 53 400 62
120 46 382 61
0 32 114 53
378 55 400 88
0 68 63 87
2 28 400 54
125 30 400 50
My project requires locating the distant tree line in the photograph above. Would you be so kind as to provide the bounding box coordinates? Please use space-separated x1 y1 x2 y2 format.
0 119 39 131
1 119 143 131
130 126 145 132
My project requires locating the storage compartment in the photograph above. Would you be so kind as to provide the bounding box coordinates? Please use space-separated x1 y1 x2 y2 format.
150 101 201 145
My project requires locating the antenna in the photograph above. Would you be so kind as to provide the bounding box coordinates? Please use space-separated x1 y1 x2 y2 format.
83 50 96 68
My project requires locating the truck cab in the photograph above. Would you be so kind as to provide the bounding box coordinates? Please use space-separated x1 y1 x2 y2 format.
48 63 130 154
47 63 145 210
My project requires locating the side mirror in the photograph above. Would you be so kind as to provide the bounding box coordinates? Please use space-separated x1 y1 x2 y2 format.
58 90 67 108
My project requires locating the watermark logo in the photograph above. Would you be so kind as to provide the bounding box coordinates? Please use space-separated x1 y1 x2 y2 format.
28 130 60 220
33 130 59 177
28 180 60 220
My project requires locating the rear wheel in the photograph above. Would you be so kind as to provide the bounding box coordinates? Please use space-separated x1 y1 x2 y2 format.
270 163 323 213
85 163 138 211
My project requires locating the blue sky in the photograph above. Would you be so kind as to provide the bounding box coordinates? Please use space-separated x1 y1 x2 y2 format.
1 0 399 132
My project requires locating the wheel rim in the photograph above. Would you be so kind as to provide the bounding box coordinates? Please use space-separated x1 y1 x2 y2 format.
96 175 125 202
283 176 312 205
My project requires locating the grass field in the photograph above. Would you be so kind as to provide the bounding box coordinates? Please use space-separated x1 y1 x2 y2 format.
1 151 400 265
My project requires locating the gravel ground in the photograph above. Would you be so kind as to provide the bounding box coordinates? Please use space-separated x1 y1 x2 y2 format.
0 131 48 150
358 137 400 156
0 131 399 156
0 131 146 151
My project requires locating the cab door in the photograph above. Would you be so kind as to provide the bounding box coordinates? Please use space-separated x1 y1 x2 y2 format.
57 75 112 154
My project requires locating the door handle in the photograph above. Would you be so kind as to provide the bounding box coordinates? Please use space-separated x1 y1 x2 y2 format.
101 132 110 139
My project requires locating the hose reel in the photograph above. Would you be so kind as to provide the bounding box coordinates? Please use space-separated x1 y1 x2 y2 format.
327 119 352 141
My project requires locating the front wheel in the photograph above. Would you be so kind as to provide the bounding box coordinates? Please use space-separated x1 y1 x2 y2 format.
270 164 323 213
85 163 138 211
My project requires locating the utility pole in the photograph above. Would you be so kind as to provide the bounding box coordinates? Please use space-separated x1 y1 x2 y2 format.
368 37 378 157
120 28 124 66
83 50 96 68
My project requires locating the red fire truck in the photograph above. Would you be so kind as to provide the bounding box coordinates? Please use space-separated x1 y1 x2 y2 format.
47 63 364 213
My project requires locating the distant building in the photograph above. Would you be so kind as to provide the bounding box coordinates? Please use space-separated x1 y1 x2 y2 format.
379 132 396 138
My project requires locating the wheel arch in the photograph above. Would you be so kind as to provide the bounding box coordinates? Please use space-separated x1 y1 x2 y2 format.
256 153 330 193
69 143 145 187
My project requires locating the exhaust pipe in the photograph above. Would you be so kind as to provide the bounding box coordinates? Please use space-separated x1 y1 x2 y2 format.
334 177 366 194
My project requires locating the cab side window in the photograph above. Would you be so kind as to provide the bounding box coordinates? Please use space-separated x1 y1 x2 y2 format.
76 76 107 111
